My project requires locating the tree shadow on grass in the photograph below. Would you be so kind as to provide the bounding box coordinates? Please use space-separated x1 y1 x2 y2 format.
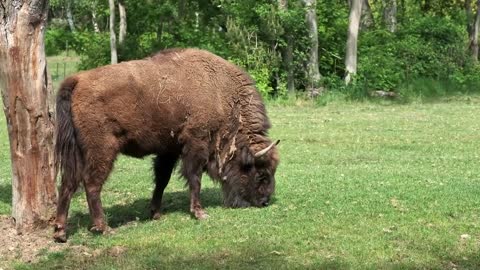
373 250 480 270
66 187 223 237
25 238 351 270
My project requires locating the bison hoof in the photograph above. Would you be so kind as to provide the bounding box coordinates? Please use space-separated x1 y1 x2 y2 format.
53 224 67 243
193 210 209 220
53 230 67 243
151 211 162 220
90 225 111 235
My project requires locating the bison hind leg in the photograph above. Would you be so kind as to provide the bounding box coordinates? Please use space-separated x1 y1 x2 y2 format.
82 138 119 233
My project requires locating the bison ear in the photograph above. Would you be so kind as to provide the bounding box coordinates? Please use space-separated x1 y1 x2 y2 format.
241 146 254 167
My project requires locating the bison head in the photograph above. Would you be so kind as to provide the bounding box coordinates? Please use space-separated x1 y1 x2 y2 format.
221 140 280 208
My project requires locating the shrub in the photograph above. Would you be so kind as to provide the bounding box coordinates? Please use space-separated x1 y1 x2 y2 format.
355 15 479 99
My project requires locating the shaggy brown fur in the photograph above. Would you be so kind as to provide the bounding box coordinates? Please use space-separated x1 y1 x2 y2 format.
53 48 280 242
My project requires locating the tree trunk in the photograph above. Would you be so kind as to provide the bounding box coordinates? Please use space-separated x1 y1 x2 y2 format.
383 0 397 32
0 0 57 233
109 0 118 64
467 0 480 61
398 0 405 24
345 0 363 84
91 1 100 33
118 0 127 45
360 0 374 30
422 0 431 12
303 0 322 96
472 0 480 61
466 0 473 34
66 0 75 32
178 0 187 20
278 0 295 94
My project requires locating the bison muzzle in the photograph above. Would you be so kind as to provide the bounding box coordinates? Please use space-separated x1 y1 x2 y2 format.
53 48 280 242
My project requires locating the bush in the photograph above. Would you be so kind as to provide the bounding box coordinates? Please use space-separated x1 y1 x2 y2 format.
70 31 111 70
45 27 75 56
355 15 479 99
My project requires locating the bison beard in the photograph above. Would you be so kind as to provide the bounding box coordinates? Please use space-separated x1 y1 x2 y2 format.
53 48 280 242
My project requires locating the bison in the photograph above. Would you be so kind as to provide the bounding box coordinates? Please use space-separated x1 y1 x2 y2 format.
53 48 280 242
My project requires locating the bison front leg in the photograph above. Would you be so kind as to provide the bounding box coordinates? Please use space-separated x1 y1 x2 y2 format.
151 154 177 219
181 142 209 220
187 173 208 219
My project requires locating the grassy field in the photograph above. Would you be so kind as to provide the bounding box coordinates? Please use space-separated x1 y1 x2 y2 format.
1 95 480 269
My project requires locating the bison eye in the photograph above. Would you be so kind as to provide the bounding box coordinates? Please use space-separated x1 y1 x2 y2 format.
256 173 269 184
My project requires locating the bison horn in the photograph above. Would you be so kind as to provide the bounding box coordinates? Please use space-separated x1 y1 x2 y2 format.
254 140 280 158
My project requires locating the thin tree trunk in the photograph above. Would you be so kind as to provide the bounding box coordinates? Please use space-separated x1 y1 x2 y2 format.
345 0 363 84
157 22 164 43
66 0 75 32
91 1 100 33
422 0 431 12
398 0 405 24
303 0 322 96
178 0 187 20
118 0 127 45
109 0 118 64
279 0 295 93
0 0 57 233
360 0 374 30
467 0 480 61
383 0 397 32
472 0 480 61
466 0 473 36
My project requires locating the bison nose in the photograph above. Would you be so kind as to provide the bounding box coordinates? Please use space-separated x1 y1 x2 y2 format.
260 198 270 207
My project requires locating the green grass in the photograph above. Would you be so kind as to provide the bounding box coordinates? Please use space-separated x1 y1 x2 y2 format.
1 99 479 269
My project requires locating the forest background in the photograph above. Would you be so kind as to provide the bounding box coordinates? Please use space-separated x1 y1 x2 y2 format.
45 0 480 102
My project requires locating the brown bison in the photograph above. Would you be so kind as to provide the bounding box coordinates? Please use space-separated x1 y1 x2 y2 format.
53 48 280 242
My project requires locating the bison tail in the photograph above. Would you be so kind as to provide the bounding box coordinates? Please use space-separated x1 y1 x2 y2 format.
55 77 84 188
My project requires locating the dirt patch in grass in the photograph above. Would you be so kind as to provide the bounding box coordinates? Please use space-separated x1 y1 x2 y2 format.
0 215 69 266
0 215 128 269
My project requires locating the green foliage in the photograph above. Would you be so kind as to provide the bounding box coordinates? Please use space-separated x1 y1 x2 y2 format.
45 27 74 56
357 15 480 99
44 0 480 100
70 31 111 70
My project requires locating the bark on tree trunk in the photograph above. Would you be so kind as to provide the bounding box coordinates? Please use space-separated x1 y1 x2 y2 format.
0 0 57 233
278 0 295 94
118 0 126 45
345 0 363 84
303 0 322 96
360 0 374 30
383 0 397 32
66 0 75 32
109 0 118 64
